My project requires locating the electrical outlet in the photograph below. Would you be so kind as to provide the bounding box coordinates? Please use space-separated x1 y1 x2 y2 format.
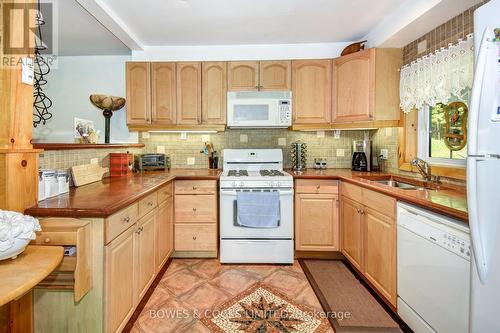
180 132 187 140
201 135 210 142
278 138 286 146
380 149 389 160
316 131 325 138
142 132 150 139
333 130 341 139
90 158 99 165
336 149 345 157
157 145 165 154
240 134 248 143
187 157 195 165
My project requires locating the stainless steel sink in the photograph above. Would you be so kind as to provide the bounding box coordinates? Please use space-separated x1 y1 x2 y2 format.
374 179 424 190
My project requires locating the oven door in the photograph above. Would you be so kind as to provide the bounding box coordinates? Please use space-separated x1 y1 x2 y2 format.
220 188 293 239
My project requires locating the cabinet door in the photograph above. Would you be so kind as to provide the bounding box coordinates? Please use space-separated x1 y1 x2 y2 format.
105 226 135 333
341 196 363 271
151 62 176 124
135 211 156 301
228 61 259 91
126 62 150 125
156 198 173 272
176 62 202 124
363 207 397 306
259 60 291 91
333 49 374 122
202 62 227 124
295 194 339 251
292 60 332 124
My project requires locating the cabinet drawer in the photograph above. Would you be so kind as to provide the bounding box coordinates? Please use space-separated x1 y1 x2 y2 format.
175 195 217 222
175 224 217 251
175 180 217 195
157 182 173 203
138 192 158 217
105 203 138 244
362 188 396 219
341 181 363 203
295 179 339 194
32 231 77 245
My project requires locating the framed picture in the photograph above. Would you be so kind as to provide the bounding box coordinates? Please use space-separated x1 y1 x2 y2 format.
74 118 95 139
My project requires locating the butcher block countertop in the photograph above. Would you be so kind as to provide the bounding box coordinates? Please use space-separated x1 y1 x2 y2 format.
0 245 63 307
25 169 221 218
289 169 468 222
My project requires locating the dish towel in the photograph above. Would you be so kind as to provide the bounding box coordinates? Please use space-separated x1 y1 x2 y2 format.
236 191 280 228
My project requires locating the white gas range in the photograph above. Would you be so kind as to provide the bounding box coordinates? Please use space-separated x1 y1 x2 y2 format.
219 149 294 264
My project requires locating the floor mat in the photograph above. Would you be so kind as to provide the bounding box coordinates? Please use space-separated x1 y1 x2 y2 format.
300 259 403 333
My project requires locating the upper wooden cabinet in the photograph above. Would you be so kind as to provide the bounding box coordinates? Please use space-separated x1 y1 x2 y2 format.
228 62 259 91
151 62 176 124
228 61 291 91
176 62 202 124
332 48 402 123
126 62 151 125
202 62 227 124
292 60 332 124
259 61 291 91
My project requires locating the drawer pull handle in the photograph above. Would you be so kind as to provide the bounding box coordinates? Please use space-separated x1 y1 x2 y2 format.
44 237 51 243
192 208 197 212
136 226 144 234
192 186 198 190
192 236 197 240
147 202 153 206
122 216 131 223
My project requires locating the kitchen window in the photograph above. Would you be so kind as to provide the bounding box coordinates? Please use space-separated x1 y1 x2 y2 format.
417 102 468 167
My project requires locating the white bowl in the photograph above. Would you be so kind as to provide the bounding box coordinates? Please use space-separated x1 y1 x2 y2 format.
0 238 30 261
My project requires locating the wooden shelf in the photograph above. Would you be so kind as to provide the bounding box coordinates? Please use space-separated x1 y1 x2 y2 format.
32 143 145 151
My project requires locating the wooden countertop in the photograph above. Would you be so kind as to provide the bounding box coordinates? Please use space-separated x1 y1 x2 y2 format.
0 245 63 307
289 169 468 222
25 169 221 218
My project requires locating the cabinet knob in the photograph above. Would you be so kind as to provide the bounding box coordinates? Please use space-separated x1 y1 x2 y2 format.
192 186 198 190
147 202 153 206
192 236 197 240
122 216 130 223
44 237 51 243
316 185 321 190
192 207 197 212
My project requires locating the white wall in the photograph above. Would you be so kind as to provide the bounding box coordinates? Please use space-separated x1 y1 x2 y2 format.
33 55 138 143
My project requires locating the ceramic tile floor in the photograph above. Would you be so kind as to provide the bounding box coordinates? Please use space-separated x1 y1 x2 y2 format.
129 259 334 333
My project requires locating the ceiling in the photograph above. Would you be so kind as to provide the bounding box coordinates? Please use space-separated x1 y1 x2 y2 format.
98 0 403 46
56 0 130 55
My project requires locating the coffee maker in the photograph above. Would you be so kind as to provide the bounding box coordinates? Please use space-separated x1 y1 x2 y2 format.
352 140 372 172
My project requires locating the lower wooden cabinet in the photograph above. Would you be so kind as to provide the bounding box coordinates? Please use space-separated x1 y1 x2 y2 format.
156 197 173 272
340 183 397 307
340 197 363 270
134 210 157 301
105 226 135 333
295 193 339 251
174 223 217 251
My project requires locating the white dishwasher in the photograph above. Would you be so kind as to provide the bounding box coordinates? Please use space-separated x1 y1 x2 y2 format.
397 202 471 333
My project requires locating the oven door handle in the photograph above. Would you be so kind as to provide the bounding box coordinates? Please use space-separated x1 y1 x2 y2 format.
220 189 293 195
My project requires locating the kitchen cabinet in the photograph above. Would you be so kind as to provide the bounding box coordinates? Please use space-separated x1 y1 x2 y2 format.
228 61 259 91
176 62 202 124
294 179 339 251
126 62 151 125
332 48 402 123
202 62 227 124
174 180 218 257
340 196 363 270
291 60 332 124
340 181 397 307
151 62 176 124
156 185 173 272
105 226 135 333
134 210 156 302
228 60 291 91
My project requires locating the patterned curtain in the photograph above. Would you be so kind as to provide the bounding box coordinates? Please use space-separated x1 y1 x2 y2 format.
399 34 474 113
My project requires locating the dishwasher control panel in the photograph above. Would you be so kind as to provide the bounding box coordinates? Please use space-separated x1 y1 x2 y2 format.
398 208 471 260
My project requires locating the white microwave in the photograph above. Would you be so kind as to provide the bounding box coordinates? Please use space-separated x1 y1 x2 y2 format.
227 91 292 128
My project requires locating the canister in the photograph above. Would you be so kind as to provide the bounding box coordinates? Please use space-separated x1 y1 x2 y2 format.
56 170 70 194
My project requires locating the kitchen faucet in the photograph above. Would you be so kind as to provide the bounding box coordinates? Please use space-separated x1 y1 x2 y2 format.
410 158 432 182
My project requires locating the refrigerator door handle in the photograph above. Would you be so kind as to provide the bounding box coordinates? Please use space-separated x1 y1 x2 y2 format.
468 27 492 156
467 157 488 283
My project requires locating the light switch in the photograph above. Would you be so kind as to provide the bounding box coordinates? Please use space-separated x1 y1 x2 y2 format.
240 134 248 143
278 138 286 146
201 135 210 142
333 130 341 139
157 146 165 154
336 149 345 157
90 158 99 165
187 157 195 165
142 132 150 139
380 149 389 160
180 132 187 140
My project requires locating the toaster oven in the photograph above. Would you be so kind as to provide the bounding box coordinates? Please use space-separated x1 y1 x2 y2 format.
134 154 167 172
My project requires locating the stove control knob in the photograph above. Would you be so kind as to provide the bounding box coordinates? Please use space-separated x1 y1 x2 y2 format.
276 182 281 187
238 182 244 187
269 181 276 187
231 181 237 187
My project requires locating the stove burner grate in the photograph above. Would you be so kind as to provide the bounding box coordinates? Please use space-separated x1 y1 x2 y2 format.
227 170 248 177
259 170 285 176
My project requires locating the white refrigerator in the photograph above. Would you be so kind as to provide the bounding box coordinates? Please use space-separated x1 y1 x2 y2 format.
468 0 500 332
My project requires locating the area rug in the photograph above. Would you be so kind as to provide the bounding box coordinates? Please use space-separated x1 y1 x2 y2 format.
300 259 404 333
201 282 330 333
